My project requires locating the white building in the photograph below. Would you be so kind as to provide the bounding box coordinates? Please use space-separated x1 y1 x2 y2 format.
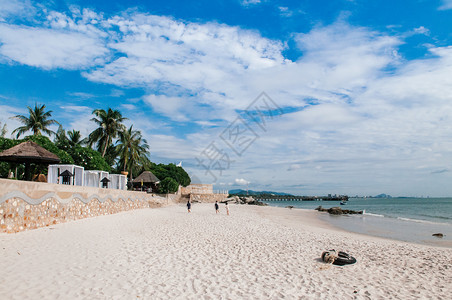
84 170 109 188
48 165 127 190
108 173 127 190
47 164 84 186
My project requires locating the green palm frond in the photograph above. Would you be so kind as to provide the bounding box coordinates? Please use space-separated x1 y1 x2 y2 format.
10 103 59 138
88 108 127 157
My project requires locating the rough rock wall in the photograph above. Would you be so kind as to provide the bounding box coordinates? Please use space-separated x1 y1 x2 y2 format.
0 179 169 233
180 184 213 195
190 194 228 203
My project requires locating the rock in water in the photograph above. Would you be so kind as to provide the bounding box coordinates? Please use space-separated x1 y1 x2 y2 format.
315 206 363 215
432 233 444 238
328 207 343 215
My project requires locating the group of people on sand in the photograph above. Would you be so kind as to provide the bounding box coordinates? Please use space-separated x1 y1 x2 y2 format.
186 200 229 215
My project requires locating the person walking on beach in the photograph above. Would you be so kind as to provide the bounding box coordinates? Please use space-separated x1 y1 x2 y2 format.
187 200 191 213
215 201 219 214
225 202 229 216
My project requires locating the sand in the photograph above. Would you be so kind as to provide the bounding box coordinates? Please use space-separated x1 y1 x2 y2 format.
1 203 451 299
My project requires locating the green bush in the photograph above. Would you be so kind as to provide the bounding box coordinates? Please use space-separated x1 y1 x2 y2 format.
68 145 110 171
24 135 74 164
0 137 21 178
150 163 190 187
0 136 63 178
0 137 21 151
158 177 179 194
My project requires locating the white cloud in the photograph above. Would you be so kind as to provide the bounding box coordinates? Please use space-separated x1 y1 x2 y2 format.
0 0 35 21
240 0 262 7
413 26 430 36
287 164 301 171
278 7 293 17
143 94 189 122
107 19 452 196
54 105 93 137
67 92 98 100
145 134 198 160
79 12 287 123
235 178 250 185
438 0 452 10
2 5 452 195
0 102 23 138
0 23 108 69
0 8 108 69
278 7 305 18
85 13 285 96
121 104 137 111
60 105 92 113
110 89 125 97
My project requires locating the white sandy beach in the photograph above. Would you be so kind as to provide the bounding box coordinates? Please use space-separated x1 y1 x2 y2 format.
1 203 451 299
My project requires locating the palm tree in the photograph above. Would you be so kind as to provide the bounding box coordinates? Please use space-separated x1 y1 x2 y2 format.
11 104 59 138
67 130 86 146
88 108 127 157
116 125 150 181
0 122 7 137
54 125 67 144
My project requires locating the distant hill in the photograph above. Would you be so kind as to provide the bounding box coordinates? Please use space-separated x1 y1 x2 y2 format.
373 194 392 198
228 189 293 196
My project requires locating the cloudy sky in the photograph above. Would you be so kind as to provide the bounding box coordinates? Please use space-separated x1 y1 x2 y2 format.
1 0 452 197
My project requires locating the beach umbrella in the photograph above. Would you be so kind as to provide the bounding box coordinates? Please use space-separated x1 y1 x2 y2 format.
0 141 60 181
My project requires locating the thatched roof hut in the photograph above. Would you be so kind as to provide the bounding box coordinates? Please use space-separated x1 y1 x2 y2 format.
133 171 160 184
132 171 160 192
0 141 60 180
0 141 60 163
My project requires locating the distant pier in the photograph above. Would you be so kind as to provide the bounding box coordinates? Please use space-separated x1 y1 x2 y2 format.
252 195 349 202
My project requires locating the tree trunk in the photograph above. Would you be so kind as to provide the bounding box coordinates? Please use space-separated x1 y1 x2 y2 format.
102 135 109 157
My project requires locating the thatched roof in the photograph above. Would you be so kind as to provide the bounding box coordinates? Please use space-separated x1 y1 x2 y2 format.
0 141 60 164
133 171 160 183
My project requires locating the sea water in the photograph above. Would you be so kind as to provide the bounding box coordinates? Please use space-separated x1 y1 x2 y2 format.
264 197 452 247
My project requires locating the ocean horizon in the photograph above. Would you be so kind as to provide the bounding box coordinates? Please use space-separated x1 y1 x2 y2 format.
264 197 452 247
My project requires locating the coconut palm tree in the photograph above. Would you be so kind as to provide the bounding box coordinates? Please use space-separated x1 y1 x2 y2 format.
116 125 150 181
0 122 7 137
88 108 127 157
67 129 86 146
11 104 60 138
54 125 67 145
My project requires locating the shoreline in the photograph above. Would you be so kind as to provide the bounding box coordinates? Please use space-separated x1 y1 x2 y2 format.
263 200 452 249
255 205 452 249
1 203 451 299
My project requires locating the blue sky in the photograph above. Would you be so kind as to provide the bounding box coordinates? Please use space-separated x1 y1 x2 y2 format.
1 0 452 196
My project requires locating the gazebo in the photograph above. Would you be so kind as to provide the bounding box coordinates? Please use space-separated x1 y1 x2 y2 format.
0 141 60 181
132 171 160 192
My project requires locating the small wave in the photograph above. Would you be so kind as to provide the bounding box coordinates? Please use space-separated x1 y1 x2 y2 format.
418 214 452 221
363 212 385 217
396 217 450 226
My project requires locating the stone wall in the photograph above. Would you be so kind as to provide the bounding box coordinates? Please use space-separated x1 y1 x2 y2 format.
0 178 170 233
180 184 213 195
179 184 228 203
190 193 228 203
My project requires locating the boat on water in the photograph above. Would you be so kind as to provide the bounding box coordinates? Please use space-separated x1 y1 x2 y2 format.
340 200 347 205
